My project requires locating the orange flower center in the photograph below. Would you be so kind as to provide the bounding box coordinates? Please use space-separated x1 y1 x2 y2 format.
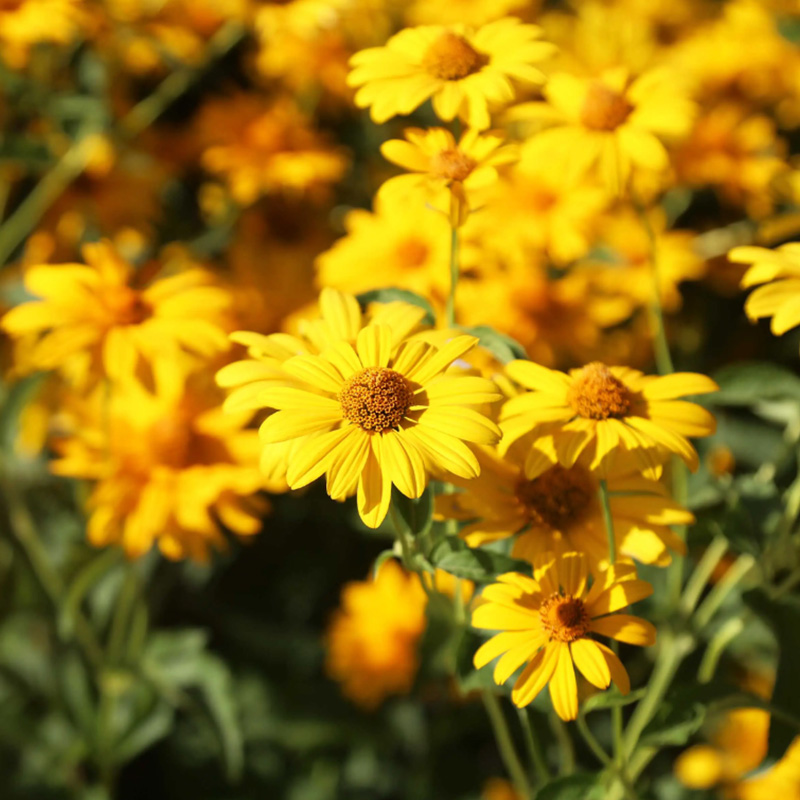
101 285 151 326
515 465 594 530
580 83 633 131
567 362 632 420
422 32 488 81
0 0 24 11
430 148 477 182
339 367 413 432
396 238 430 269
539 593 590 642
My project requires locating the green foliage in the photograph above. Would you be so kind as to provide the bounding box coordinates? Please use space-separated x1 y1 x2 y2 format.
431 537 532 582
459 326 528 364
536 773 606 800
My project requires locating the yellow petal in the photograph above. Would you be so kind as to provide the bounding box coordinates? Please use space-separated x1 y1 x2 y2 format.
590 614 657 646
511 642 559 707
570 639 611 689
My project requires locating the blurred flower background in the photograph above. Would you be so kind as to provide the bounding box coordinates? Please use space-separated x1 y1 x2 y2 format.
2 1 800 799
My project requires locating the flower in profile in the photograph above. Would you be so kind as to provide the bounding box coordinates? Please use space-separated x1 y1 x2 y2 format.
511 67 695 193
436 441 691 568
472 552 656 719
729 243 800 343
348 18 555 130
325 558 428 708
220 303 502 527
50 366 270 562
379 127 517 225
1 241 232 386
197 94 348 205
500 360 717 475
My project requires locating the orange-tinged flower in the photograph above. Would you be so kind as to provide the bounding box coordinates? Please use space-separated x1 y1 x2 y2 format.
500 360 718 475
325 558 428 708
348 18 555 130
473 552 656 720
436 441 691 568
0 0 88 67
0 241 231 386
379 127 517 225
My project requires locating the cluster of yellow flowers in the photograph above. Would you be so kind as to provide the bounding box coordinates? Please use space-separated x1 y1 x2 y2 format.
2 0 800 794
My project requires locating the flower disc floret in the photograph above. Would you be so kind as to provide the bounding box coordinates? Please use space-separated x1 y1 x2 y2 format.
580 83 633 131
430 148 478 182
567 362 632 420
539 594 590 642
515 465 593 530
339 367 413 432
422 32 488 80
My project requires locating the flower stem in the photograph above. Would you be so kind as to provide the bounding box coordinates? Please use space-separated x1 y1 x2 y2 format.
693 553 755 630
697 616 745 684
678 533 728 617
445 224 460 328
482 692 532 800
550 713 576 776
516 706 551 786
576 714 611 766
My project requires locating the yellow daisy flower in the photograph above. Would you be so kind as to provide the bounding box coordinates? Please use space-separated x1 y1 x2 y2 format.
729 243 800 341
472 552 656 720
500 360 718 475
347 18 555 130
511 66 695 193
379 127 518 225
220 305 502 528
325 558 428 708
436 442 691 568
0 241 232 386
50 367 270 562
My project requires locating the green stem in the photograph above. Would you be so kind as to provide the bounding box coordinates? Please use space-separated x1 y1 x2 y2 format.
107 566 139 666
623 630 693 758
482 692 532 800
694 554 755 630
445 224 459 328
678 534 728 617
666 456 689 608
697 616 745 684
576 714 611 766
550 714 576 776
516 706 551 785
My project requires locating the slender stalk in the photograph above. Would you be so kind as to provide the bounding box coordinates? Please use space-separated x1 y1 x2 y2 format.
597 479 624 767
679 534 728 617
445 224 460 328
576 714 611 766
107 566 139 666
550 714 576 776
482 692 532 800
694 554 756 630
698 616 745 684
516 706 551 785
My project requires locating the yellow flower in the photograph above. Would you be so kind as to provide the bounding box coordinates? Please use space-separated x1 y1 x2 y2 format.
0 0 87 67
471 136 609 265
436 441 691 568
198 94 348 205
219 293 502 527
500 360 718 475
406 0 530 27
325 558 428 709
316 194 454 303
472 552 656 720
348 18 555 130
379 127 517 225
730 244 800 342
50 367 269 562
511 67 695 193
480 777 523 800
0 241 231 386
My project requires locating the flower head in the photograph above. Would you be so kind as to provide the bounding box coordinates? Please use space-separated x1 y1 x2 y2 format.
511 67 695 193
472 552 656 719
436 441 691 567
501 360 718 475
348 18 555 130
218 289 502 526
325 559 428 708
379 127 517 225
1 241 232 386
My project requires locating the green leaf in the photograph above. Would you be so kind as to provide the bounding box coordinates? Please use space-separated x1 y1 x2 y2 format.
743 589 800 761
114 703 174 763
709 362 800 407
537 773 605 800
432 540 532 582
391 486 433 539
460 325 527 364
356 288 436 325
581 687 646 716
454 630 502 693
